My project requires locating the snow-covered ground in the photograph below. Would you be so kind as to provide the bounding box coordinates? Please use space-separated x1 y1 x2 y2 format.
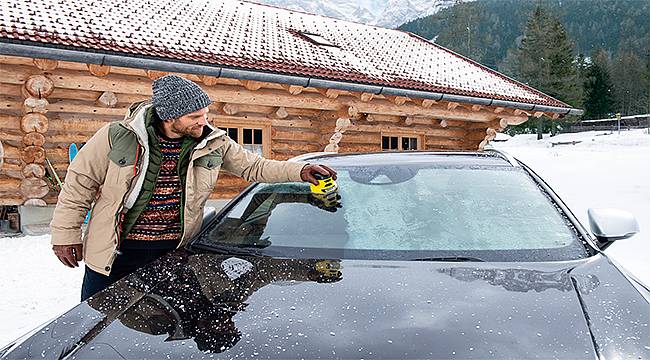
0 128 648 346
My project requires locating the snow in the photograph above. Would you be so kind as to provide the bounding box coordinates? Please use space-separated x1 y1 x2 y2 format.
0 128 648 346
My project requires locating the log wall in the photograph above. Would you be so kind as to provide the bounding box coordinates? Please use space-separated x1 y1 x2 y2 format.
0 54 541 205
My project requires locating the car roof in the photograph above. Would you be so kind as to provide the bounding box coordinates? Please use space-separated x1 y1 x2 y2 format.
289 149 520 168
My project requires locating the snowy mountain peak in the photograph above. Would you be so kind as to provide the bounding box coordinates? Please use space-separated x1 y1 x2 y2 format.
252 0 457 29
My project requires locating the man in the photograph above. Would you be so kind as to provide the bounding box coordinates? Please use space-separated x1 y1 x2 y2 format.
50 75 336 301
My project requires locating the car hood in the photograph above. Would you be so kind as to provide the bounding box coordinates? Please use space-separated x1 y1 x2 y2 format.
3 252 648 359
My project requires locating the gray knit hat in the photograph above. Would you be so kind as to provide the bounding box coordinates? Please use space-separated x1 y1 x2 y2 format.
152 75 212 121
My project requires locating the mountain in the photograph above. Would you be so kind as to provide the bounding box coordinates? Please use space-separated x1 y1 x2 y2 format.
252 0 457 28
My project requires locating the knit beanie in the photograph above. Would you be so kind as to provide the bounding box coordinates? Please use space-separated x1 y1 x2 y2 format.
152 75 212 121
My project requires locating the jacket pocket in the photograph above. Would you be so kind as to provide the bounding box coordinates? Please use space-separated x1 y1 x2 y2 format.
106 148 137 188
194 151 223 192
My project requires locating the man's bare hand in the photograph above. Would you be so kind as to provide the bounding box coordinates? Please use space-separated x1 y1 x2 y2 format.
53 244 83 268
300 164 337 185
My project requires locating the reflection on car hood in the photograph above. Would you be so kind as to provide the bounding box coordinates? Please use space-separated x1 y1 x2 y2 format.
3 252 648 359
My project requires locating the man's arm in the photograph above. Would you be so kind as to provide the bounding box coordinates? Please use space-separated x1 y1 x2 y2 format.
220 138 335 184
50 124 112 267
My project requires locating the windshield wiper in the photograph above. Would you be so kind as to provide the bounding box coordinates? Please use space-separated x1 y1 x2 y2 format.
410 256 485 262
200 244 266 257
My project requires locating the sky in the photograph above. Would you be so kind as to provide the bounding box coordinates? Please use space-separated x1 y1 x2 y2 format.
0 128 648 346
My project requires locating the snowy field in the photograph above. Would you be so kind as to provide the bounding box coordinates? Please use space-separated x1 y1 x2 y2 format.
0 128 649 346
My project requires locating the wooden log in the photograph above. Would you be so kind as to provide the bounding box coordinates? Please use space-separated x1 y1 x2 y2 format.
533 111 545 118
420 99 437 108
317 88 341 99
439 119 448 128
494 107 505 114
21 113 48 133
20 178 49 199
21 145 46 163
271 129 319 142
24 198 48 207
386 95 408 105
447 102 460 110
242 80 263 91
513 109 530 116
551 113 561 120
335 117 352 132
87 64 111 77
24 75 54 98
47 100 126 116
23 97 49 114
146 70 168 80
337 143 380 153
404 116 415 126
32 58 58 71
200 75 219 86
47 117 112 132
274 106 289 119
271 142 320 153
22 163 46 178
22 132 46 146
221 103 242 116
96 91 118 107
360 92 374 102
283 85 304 95
472 105 483 112
0 140 3 169
269 118 314 128
425 138 467 148
348 105 359 118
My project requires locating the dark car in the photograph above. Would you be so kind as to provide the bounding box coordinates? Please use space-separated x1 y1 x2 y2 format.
2 150 648 359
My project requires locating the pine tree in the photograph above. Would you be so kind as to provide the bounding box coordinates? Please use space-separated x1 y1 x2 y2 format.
511 5 579 139
583 50 615 119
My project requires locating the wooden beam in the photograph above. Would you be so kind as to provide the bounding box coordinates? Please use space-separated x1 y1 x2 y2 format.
513 109 530 116
421 99 436 108
200 75 219 86
273 106 289 119
283 84 305 95
471 105 483 112
360 92 374 102
438 119 448 128
493 107 505 114
447 102 460 110
386 95 408 105
317 88 341 99
551 113 561 119
146 70 168 80
404 116 415 126
87 64 111 77
24 75 54 98
533 111 545 118
96 91 118 108
23 97 48 114
221 103 241 115
32 58 58 71
242 80 263 91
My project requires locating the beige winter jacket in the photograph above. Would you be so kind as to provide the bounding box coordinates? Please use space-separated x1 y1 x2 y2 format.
50 102 306 275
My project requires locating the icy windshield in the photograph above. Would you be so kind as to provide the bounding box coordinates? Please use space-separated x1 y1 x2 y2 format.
194 158 588 261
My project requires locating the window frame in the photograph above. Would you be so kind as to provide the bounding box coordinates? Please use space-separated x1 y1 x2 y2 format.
213 117 271 158
381 132 424 151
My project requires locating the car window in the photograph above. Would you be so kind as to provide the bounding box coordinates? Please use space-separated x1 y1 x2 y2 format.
193 161 590 262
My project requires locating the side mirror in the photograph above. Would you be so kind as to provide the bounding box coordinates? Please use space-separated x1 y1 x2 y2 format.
588 208 640 249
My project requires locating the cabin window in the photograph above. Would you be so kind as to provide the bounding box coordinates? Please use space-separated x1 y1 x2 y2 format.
225 127 266 156
382 135 419 151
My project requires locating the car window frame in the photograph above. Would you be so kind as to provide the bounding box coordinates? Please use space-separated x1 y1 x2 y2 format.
187 153 599 260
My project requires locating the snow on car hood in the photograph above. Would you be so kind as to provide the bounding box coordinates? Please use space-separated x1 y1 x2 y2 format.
2 252 648 359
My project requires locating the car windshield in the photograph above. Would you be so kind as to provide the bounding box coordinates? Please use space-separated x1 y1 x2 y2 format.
192 154 590 262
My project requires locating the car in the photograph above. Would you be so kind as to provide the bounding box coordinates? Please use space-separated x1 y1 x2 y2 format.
1 150 648 359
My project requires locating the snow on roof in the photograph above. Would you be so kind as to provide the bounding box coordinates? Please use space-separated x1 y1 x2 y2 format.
0 0 568 108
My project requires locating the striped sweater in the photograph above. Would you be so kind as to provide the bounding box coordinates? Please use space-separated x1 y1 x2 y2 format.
123 131 183 249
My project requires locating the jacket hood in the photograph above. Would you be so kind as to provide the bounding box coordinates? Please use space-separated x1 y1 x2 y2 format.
3 253 648 359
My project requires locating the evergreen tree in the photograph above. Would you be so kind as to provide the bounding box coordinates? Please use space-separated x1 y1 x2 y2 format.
611 51 645 115
511 5 579 139
583 50 615 119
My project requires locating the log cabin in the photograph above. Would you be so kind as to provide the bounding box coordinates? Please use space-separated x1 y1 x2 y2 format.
0 0 582 214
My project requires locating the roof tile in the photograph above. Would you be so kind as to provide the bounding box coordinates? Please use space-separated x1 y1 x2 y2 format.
0 0 568 107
